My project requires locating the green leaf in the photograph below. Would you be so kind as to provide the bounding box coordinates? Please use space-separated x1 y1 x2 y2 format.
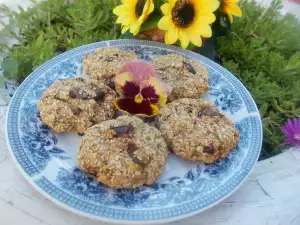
1 58 18 79
259 103 269 117
0 76 4 88
140 14 161 32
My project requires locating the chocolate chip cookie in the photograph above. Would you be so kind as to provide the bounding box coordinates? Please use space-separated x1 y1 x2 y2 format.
83 47 139 87
78 116 168 188
151 54 209 101
158 98 239 163
37 77 116 133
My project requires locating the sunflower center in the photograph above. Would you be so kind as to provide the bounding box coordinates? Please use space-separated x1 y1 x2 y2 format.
172 0 195 28
135 0 147 18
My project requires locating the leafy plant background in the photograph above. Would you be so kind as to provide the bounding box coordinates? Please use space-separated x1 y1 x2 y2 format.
0 0 299 159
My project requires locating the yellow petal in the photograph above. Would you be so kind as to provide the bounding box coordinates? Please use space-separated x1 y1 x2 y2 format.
188 28 202 47
179 30 190 49
115 72 134 95
198 24 212 38
158 16 173 31
113 5 127 16
121 25 130 34
116 15 133 25
228 13 233 23
150 104 159 116
146 0 155 14
197 0 220 12
130 21 142 35
227 4 242 17
145 77 168 105
165 26 179 44
198 12 216 24
161 3 172 15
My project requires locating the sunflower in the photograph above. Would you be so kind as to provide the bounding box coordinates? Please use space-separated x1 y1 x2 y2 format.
219 0 242 23
158 0 220 48
113 0 154 35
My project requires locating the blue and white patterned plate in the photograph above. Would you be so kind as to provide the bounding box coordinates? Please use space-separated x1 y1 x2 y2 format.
6 40 262 224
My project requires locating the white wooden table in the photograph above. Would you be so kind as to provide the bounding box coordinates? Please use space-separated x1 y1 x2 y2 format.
0 0 300 224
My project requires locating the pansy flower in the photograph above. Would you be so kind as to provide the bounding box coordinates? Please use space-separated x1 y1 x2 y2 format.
114 60 172 117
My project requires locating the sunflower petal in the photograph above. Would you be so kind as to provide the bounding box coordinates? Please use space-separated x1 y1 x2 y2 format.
198 12 216 24
121 25 130 34
227 3 242 17
130 21 142 35
179 30 190 49
161 3 172 15
228 13 233 23
113 5 127 16
199 24 212 38
188 28 202 47
198 0 220 12
158 16 173 31
165 27 179 44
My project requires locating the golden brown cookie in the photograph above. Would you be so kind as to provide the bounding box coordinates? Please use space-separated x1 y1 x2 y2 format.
151 54 209 101
83 47 139 87
37 77 116 133
158 98 239 163
78 116 168 188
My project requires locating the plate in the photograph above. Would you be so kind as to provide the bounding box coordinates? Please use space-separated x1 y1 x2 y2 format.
6 40 262 224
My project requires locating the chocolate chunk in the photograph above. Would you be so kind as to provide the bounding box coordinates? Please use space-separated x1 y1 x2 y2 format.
69 88 89 100
198 107 220 117
183 62 196 74
168 146 174 153
111 125 133 137
203 144 214 154
71 107 81 115
108 79 115 90
78 133 85 136
127 141 144 165
104 57 114 62
94 87 105 102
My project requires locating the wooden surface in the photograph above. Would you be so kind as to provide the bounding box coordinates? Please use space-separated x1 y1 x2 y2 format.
1 0 300 224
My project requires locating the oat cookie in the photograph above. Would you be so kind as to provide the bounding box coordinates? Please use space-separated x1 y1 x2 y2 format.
78 116 168 188
83 47 139 87
158 98 239 163
38 77 116 133
151 54 209 101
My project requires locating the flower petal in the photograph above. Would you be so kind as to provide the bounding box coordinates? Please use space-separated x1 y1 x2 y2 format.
197 0 220 12
130 21 142 35
198 24 212 38
119 60 156 86
115 72 134 94
121 25 130 34
158 16 173 31
143 76 171 105
227 3 242 17
165 26 179 44
141 86 159 104
161 3 172 15
114 98 158 116
187 28 202 47
121 81 140 98
179 29 190 49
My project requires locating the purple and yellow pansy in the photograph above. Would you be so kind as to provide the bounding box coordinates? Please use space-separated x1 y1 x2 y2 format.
114 60 172 117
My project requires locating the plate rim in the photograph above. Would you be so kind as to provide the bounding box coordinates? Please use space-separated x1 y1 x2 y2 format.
6 39 263 224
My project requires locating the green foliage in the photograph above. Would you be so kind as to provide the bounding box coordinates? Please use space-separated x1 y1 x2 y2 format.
0 0 121 83
217 0 300 159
